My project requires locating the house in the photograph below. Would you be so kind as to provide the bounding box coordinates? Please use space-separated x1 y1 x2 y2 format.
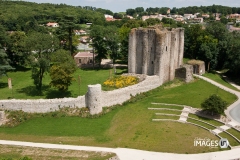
74 52 96 67
80 36 89 43
236 18 240 23
46 22 59 27
228 14 240 19
126 15 134 19
202 14 210 18
167 8 170 14
184 14 195 19
74 30 87 35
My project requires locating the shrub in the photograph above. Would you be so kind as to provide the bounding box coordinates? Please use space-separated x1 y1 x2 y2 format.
201 94 227 115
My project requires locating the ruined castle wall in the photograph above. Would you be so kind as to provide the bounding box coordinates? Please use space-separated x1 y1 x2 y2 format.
101 75 161 107
178 28 184 67
0 96 86 113
147 29 156 75
129 26 184 86
135 30 143 74
128 29 137 73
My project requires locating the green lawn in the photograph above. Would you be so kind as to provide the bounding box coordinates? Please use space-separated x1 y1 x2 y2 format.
152 115 180 120
188 114 225 127
203 72 239 91
226 128 240 140
187 118 216 130
219 132 240 146
0 67 127 99
0 78 237 153
149 104 184 110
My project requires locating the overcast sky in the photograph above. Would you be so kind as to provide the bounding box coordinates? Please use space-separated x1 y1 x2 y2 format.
26 0 240 12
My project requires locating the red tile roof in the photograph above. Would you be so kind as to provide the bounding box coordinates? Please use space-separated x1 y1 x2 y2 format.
74 52 94 58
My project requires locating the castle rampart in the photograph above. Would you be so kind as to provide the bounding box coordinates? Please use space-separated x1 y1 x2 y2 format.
128 26 184 85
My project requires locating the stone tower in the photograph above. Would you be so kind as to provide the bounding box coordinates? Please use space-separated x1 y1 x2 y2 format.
128 25 184 85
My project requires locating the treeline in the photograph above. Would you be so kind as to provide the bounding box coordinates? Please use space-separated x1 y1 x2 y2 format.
126 5 240 17
0 0 107 31
184 22 240 76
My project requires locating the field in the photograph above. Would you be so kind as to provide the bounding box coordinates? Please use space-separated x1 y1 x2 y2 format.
0 72 237 154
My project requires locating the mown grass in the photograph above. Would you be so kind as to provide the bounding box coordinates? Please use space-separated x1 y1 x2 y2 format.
0 78 236 153
188 114 225 127
154 110 182 115
0 145 115 160
149 104 184 110
153 115 179 120
226 128 240 140
219 132 240 146
187 118 216 130
203 72 239 91
0 67 127 99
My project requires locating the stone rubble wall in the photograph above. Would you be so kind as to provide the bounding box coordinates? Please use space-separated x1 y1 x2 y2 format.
0 96 86 113
101 75 161 107
0 75 161 114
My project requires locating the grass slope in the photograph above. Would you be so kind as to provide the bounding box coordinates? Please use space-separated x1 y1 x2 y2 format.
0 78 236 153
203 72 239 91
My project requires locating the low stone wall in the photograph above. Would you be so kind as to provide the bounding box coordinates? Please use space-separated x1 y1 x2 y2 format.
0 75 161 114
0 96 86 113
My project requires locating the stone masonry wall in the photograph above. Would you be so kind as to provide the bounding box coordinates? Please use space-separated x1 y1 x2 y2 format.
0 75 161 114
128 26 184 85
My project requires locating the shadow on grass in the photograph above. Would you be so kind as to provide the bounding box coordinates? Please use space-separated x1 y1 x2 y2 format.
195 110 221 120
12 65 31 72
16 85 50 96
0 82 8 88
46 89 72 99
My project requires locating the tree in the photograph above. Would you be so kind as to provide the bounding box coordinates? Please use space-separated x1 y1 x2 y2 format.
201 94 227 115
0 46 14 77
49 49 77 91
0 24 14 77
25 32 59 90
7 31 28 66
197 35 219 71
58 15 77 55
118 26 131 61
90 25 108 67
105 26 119 65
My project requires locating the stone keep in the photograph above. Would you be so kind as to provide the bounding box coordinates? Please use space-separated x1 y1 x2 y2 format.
128 25 184 85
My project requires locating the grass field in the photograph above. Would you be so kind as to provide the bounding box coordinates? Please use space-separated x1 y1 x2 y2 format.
203 72 239 91
0 67 127 99
0 145 115 160
226 128 240 140
219 132 240 146
188 114 225 127
0 78 237 153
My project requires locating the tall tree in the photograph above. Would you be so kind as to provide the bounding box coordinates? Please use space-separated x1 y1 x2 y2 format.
58 15 77 55
90 25 108 67
105 26 119 65
25 32 59 90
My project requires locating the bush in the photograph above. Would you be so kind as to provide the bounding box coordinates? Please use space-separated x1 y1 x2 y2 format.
201 94 227 115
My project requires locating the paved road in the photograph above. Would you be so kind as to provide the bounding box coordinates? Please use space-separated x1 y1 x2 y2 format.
0 140 240 160
194 74 240 125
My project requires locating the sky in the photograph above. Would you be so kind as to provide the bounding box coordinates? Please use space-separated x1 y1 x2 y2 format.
26 0 240 13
